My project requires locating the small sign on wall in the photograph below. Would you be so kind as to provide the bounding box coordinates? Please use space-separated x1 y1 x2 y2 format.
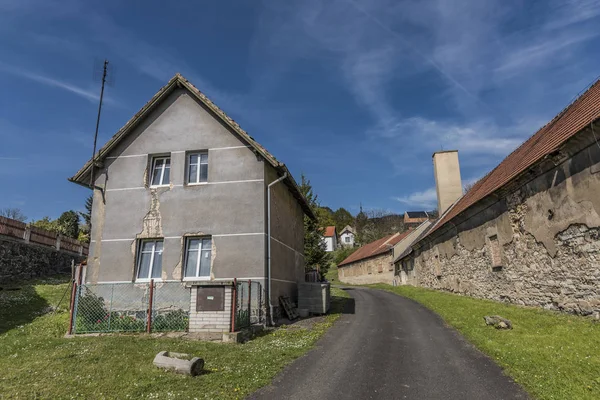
196 287 225 312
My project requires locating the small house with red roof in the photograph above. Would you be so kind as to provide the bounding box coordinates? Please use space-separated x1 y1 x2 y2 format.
322 226 337 252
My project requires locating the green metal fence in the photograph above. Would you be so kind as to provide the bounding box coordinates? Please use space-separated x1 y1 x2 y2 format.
72 281 189 334
234 280 265 330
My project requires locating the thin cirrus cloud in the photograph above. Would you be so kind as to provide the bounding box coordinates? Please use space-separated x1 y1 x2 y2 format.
0 61 117 105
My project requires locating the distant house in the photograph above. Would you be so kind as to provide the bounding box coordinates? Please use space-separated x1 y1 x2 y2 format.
402 79 600 316
339 225 356 247
323 226 337 252
337 231 410 284
69 73 314 331
403 211 429 227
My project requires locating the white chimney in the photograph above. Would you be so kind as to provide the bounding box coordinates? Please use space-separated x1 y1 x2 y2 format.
433 150 463 215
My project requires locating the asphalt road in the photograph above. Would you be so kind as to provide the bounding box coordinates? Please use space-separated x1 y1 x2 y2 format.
249 286 528 400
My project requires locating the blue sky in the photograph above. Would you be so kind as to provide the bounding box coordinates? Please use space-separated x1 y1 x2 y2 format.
1 0 599 221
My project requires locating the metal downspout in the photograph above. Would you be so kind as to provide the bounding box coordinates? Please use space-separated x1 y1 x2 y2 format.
267 172 287 326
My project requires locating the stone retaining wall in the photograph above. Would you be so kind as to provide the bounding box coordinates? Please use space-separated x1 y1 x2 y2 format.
0 237 84 282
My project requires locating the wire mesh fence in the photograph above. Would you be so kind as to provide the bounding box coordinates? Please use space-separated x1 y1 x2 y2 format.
152 282 190 332
72 279 265 334
73 282 150 333
235 280 265 330
72 281 190 334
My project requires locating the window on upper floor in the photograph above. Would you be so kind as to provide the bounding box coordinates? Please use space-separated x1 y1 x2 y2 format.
150 156 171 186
187 152 208 184
184 237 212 279
136 239 163 281
345 236 351 243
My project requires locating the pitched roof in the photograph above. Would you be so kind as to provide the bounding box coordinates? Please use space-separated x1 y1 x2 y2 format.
323 226 336 237
405 211 429 219
393 222 434 263
427 78 600 238
69 73 315 220
338 231 411 266
340 225 356 235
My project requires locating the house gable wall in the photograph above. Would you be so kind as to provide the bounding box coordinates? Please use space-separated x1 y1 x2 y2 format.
87 89 266 283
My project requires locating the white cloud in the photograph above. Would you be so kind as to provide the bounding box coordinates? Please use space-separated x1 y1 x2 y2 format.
394 187 437 208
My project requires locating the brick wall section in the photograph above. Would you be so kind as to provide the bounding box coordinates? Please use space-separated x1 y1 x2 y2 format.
338 253 395 285
188 286 232 333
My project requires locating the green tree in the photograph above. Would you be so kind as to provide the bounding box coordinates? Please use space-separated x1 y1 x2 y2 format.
316 207 335 229
31 216 61 232
332 207 354 233
32 211 80 239
77 195 93 243
299 174 332 278
79 195 92 227
56 210 80 239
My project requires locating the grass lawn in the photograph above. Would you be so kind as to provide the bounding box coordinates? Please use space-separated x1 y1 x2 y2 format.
0 276 350 400
369 283 600 400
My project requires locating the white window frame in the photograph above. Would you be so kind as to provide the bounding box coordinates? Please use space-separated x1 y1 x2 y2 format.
186 152 208 185
182 237 212 281
150 156 171 187
135 239 163 282
345 236 351 243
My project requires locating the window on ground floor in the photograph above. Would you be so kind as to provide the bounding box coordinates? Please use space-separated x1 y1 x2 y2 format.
136 239 163 281
184 237 212 279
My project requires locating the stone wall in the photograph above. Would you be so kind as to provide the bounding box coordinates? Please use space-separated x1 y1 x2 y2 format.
338 253 395 285
414 130 600 317
0 237 83 282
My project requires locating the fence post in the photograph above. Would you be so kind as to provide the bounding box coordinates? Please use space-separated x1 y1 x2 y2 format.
248 280 252 325
23 224 31 243
230 279 237 333
107 284 115 331
67 277 77 335
56 234 61 250
147 279 154 334
67 263 84 335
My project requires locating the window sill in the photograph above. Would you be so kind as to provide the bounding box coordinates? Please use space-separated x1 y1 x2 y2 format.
135 278 163 283
185 182 209 187
183 277 211 281
149 185 170 189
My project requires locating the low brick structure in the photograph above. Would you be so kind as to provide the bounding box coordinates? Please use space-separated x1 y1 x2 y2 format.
188 285 232 333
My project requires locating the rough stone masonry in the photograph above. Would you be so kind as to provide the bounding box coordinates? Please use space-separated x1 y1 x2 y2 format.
414 123 600 317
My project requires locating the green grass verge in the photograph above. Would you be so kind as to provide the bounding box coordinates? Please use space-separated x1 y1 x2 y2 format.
369 283 600 400
0 277 349 399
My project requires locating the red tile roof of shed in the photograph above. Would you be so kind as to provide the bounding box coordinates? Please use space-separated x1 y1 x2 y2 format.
338 231 411 266
427 79 600 238
323 226 336 237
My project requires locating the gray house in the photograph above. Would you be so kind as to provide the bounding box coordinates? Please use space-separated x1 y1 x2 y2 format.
70 74 314 329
